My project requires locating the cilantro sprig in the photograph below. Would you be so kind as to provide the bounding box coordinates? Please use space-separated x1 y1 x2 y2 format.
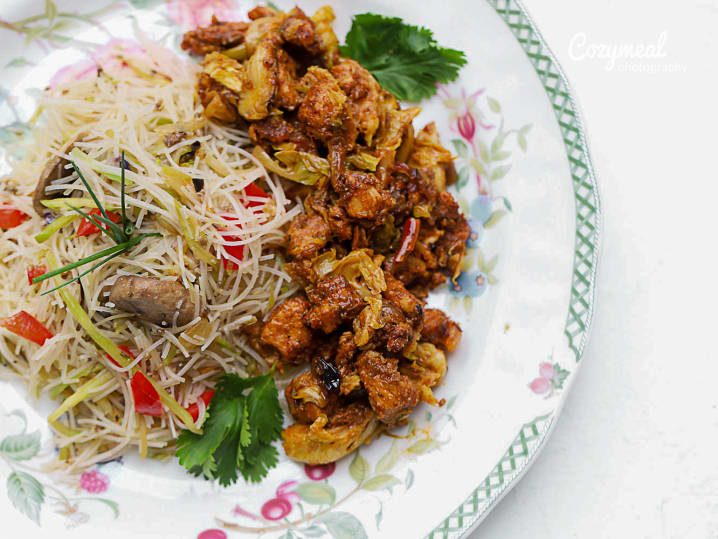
176 371 284 486
339 13 467 102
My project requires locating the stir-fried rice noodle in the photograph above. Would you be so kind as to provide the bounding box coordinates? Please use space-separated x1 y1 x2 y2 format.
0 39 299 472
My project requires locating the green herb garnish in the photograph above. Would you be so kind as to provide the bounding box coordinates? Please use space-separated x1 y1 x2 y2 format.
340 13 467 102
33 151 159 294
176 371 283 486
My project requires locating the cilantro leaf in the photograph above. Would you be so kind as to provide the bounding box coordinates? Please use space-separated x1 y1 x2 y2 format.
339 13 467 102
176 395 241 470
175 372 284 486
245 373 283 444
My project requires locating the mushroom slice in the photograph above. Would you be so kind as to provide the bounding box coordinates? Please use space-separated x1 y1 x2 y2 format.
109 276 196 327
33 133 85 216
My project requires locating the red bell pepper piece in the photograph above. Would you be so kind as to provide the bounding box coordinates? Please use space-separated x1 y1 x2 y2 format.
185 389 215 421
394 217 421 264
0 310 53 346
27 265 47 285
219 215 244 270
76 209 121 237
0 206 29 229
131 371 163 417
106 345 136 368
243 183 269 208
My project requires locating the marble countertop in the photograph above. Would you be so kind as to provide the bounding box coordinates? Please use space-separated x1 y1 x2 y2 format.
472 1 718 537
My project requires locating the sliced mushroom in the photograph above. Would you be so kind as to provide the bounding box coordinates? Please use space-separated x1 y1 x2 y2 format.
109 276 196 327
33 133 85 216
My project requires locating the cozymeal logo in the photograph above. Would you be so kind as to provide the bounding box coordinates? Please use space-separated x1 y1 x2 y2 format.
568 31 687 73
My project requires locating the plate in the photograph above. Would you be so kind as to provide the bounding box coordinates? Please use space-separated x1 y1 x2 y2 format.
0 1 600 537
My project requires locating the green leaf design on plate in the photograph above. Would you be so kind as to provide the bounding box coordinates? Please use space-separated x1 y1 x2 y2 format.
405 469 415 490
483 209 507 229
7 471 45 525
552 363 570 389
451 138 468 158
503 197 513 212
477 140 489 163
86 497 120 518
0 430 40 460
488 96 501 113
375 501 383 529
490 133 504 154
446 395 457 410
361 474 400 491
317 512 367 539
408 438 442 455
349 451 369 485
374 441 401 474
128 0 165 8
485 254 498 273
518 133 527 152
5 58 33 68
469 157 487 176
487 273 499 285
45 0 58 20
492 150 511 161
456 166 470 190
299 524 325 537
490 164 512 181
296 482 336 505
463 296 473 312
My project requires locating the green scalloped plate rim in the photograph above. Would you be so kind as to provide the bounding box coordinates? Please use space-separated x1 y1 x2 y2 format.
427 1 602 537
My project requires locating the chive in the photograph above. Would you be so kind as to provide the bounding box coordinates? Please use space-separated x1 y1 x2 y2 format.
66 203 120 243
71 161 126 243
36 232 161 291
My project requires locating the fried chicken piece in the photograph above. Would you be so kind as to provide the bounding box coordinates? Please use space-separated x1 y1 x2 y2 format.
357 351 419 426
421 308 462 352
330 59 384 145
260 296 314 363
432 191 470 278
285 370 338 424
297 67 346 141
279 7 320 55
306 275 365 333
383 274 424 327
181 16 249 55
335 331 361 396
338 170 391 221
282 401 378 464
287 214 330 260
275 47 301 109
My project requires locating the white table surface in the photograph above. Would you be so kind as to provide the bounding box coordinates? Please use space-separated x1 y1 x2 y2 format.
472 1 718 538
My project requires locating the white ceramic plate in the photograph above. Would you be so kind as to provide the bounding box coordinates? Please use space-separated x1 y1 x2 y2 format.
0 1 600 537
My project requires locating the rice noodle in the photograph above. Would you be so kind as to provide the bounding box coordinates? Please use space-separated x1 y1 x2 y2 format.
0 39 299 472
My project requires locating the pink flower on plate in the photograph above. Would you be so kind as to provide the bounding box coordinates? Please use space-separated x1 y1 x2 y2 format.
48 39 146 89
304 462 335 481
276 480 300 503
167 0 238 30
261 497 293 521
529 377 550 395
197 530 227 539
79 469 109 494
456 110 476 141
539 362 555 379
